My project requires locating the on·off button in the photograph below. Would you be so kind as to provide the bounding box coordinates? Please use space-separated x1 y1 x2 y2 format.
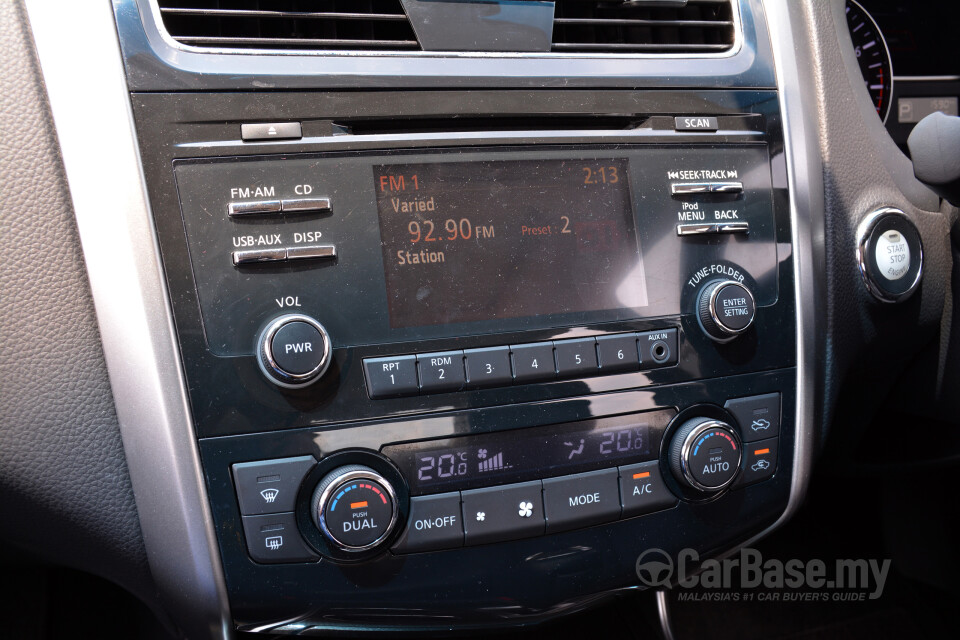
392 492 464 553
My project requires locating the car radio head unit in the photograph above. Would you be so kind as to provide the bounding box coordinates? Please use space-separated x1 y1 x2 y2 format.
131 87 798 633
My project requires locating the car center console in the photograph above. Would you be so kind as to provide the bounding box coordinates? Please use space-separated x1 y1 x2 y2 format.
113 0 809 635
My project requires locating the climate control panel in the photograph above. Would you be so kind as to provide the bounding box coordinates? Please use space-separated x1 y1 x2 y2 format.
227 392 781 565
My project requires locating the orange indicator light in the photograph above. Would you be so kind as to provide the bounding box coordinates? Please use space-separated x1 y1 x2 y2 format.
754 448 770 456
633 472 651 479
350 501 368 509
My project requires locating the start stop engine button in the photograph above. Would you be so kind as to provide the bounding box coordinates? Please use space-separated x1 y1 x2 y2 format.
873 229 910 281
856 208 923 303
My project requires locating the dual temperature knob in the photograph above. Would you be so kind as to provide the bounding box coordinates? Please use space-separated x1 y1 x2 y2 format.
669 417 742 493
311 466 399 553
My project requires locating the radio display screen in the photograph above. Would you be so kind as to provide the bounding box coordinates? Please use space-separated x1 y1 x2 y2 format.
382 409 674 495
373 158 648 328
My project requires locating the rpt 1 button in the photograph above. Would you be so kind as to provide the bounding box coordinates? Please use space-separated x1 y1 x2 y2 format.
363 355 418 398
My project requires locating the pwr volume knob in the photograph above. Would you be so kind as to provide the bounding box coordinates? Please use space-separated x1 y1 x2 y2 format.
256 314 332 388
697 280 756 342
312 465 399 553
669 417 742 494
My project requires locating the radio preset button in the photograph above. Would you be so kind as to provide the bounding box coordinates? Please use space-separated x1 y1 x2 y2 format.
417 351 465 393
510 342 557 383
392 492 464 554
596 334 640 373
554 338 599 378
363 355 419 398
542 468 621 533
619 461 677 517
637 328 678 368
464 347 513 389
461 480 545 545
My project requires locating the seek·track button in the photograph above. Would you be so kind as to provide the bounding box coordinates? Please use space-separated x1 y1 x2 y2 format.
542 468 621 533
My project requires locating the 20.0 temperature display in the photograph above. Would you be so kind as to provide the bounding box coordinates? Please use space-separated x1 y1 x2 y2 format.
414 426 650 484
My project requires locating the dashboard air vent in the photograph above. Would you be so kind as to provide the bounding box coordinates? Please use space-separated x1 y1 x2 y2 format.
156 0 420 50
552 0 736 53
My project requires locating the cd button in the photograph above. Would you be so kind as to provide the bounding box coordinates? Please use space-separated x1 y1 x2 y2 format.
542 469 621 533
363 355 419 398
619 461 677 517
417 351 465 393
461 481 544 545
392 492 464 554
596 334 640 373
554 338 599 378
464 346 513 389
510 343 557 383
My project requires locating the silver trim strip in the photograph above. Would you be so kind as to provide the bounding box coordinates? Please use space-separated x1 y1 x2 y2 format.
752 0 821 540
23 2 232 638
655 590 676 640
894 75 960 83
141 0 744 61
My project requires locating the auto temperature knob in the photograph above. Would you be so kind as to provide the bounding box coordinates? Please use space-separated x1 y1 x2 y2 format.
669 417 742 493
256 314 332 388
312 465 399 552
697 280 756 342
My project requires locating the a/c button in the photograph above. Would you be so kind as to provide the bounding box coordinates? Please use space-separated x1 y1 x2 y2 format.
392 492 463 554
619 461 677 517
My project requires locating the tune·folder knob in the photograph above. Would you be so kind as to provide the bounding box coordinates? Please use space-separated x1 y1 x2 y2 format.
697 280 756 342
